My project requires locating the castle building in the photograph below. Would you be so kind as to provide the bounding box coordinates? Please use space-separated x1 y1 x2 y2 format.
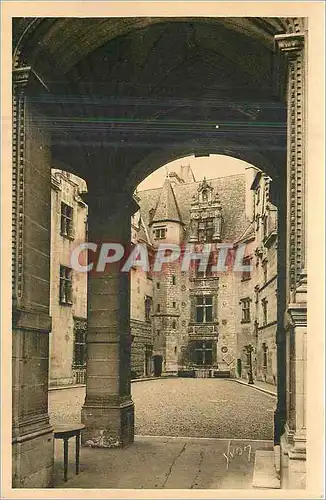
48 164 278 388
135 165 278 383
49 169 88 387
130 200 154 379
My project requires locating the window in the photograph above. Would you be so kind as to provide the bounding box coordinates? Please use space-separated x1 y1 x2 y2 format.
196 295 213 323
242 257 252 281
262 343 268 368
59 266 72 304
61 202 73 238
191 340 213 366
147 253 153 280
172 275 176 285
262 260 268 283
202 189 208 202
73 319 87 367
262 298 268 325
256 214 260 231
154 227 166 239
256 187 261 205
157 330 160 336
241 298 251 323
156 282 160 289
172 320 176 329
195 253 214 278
84 216 88 241
145 296 152 322
172 301 176 308
157 304 161 313
197 218 214 242
254 320 259 340
262 215 268 239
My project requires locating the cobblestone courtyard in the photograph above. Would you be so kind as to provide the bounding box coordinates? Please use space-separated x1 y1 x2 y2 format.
49 378 275 440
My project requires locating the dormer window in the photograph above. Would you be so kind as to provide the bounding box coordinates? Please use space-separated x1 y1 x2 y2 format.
154 227 166 239
202 189 208 202
61 202 73 238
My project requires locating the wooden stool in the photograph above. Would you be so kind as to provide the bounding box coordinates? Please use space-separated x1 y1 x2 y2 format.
53 423 85 482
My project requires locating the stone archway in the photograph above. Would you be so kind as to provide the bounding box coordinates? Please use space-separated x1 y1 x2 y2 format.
12 16 307 488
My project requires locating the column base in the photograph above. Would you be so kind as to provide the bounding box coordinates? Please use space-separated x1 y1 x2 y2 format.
81 398 134 448
280 432 306 489
12 423 54 488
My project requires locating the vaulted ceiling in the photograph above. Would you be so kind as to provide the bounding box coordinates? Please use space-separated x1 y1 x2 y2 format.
14 18 288 191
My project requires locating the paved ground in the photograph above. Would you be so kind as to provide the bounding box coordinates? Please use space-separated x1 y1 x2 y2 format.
53 435 274 489
49 378 276 441
50 379 276 489
132 378 275 440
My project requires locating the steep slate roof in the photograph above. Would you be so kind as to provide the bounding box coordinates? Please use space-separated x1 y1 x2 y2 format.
236 220 255 244
137 218 151 245
138 173 250 243
150 177 182 224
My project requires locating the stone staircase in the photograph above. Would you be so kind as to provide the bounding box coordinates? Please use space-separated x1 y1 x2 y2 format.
253 446 281 489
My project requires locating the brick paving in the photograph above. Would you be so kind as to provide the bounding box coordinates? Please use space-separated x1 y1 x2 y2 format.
49 378 275 440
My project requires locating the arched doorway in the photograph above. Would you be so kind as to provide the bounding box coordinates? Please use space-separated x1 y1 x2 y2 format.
12 16 307 488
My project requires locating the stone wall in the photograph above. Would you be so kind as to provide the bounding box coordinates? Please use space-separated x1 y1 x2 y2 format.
49 170 88 387
130 319 153 378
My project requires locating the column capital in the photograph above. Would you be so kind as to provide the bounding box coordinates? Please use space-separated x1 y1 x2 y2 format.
12 66 32 91
13 66 50 94
275 33 305 56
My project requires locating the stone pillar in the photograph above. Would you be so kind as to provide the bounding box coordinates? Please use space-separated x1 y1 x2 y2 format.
12 67 53 487
275 30 307 489
273 173 287 445
81 190 137 448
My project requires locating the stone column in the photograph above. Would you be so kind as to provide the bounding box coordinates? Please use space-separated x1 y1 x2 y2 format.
81 190 138 447
275 30 307 489
273 173 287 445
12 67 53 487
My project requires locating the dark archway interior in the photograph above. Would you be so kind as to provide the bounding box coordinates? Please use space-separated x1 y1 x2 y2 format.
19 19 287 194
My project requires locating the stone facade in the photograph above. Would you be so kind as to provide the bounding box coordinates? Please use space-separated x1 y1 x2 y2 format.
49 177 155 385
11 16 310 489
130 207 154 378
49 169 88 387
48 166 278 387
235 171 278 386
136 166 278 382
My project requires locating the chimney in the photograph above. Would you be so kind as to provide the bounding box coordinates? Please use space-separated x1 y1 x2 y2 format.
180 165 196 183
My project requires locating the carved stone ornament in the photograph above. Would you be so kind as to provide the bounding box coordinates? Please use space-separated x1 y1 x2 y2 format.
275 33 304 56
276 32 305 289
12 67 31 301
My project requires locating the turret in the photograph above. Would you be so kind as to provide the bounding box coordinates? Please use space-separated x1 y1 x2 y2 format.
149 177 184 247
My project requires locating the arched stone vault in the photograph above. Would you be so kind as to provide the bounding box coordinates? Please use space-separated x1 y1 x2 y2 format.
124 138 276 195
14 18 288 191
12 16 308 488
14 17 289 73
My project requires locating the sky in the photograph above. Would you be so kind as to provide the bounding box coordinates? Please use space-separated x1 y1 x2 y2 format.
137 154 256 191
